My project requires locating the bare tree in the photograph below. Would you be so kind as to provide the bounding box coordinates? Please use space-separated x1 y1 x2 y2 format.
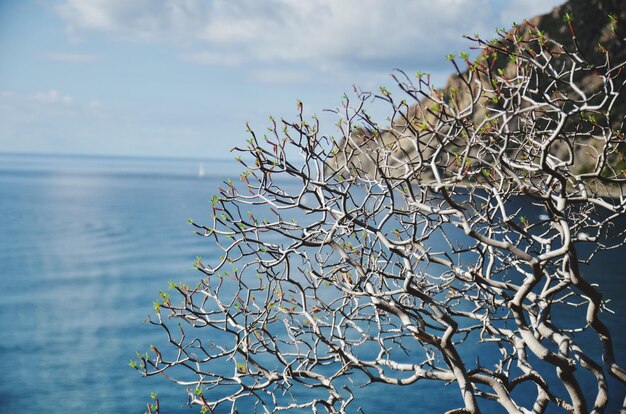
134 19 626 414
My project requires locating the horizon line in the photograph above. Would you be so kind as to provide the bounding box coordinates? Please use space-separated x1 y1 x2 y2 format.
0 150 243 163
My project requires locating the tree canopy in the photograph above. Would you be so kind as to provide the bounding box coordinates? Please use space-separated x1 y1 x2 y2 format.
135 14 626 414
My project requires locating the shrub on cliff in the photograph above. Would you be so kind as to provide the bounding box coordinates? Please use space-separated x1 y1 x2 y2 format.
136 11 625 414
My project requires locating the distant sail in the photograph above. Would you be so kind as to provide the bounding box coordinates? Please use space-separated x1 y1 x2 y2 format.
198 164 206 177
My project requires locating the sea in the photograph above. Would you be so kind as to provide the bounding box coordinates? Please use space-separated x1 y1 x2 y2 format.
0 152 624 413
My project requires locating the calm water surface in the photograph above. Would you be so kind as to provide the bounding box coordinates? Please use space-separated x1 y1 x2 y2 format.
0 153 624 413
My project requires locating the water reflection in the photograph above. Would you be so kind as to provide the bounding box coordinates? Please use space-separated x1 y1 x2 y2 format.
0 153 624 412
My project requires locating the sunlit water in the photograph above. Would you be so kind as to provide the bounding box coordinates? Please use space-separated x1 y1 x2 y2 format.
0 153 624 413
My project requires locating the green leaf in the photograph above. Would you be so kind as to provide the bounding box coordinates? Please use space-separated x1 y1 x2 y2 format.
563 11 573 23
609 13 618 32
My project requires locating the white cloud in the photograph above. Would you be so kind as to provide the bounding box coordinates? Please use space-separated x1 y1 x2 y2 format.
42 52 102 63
3 90 104 116
0 89 111 154
56 0 565 71
56 0 210 42
197 0 491 67
33 89 75 105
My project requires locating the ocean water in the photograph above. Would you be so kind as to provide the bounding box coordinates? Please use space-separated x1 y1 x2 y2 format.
0 153 624 413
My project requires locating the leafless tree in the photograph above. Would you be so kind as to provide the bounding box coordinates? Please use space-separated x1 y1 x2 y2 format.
135 19 626 414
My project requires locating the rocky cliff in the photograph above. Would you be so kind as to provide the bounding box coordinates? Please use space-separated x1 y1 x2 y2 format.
437 0 626 128
325 0 626 186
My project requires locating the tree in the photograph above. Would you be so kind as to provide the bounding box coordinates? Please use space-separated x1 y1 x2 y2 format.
134 16 626 414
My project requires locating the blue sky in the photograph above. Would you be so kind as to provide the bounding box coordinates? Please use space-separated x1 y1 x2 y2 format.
0 0 564 159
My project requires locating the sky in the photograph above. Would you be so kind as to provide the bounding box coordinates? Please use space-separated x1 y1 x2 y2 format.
0 0 565 160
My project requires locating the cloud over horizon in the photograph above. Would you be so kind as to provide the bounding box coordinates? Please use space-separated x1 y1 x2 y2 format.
56 0 565 73
33 89 75 105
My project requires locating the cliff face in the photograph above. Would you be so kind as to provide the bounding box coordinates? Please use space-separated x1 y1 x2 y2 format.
325 0 626 182
438 0 626 127
532 0 625 63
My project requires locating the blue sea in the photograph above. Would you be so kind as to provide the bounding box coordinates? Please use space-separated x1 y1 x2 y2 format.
0 153 624 413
